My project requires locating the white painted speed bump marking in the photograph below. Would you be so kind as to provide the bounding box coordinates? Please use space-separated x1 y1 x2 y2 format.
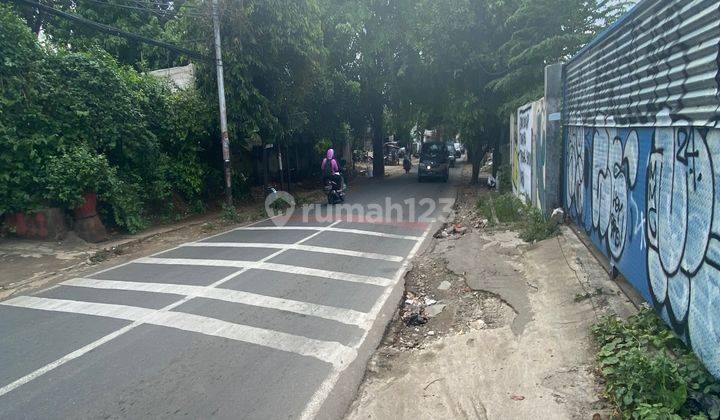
136 257 394 287
0 296 356 368
62 278 370 328
182 242 404 262
0 221 347 398
299 223 434 419
235 226 422 241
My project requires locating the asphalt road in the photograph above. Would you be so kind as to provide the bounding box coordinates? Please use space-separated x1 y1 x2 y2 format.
0 161 461 419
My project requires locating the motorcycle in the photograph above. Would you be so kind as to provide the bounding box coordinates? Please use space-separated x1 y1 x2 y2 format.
403 157 412 174
324 173 345 205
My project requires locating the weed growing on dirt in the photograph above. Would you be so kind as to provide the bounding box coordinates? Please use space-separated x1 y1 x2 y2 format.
476 193 558 242
221 204 241 223
591 308 720 419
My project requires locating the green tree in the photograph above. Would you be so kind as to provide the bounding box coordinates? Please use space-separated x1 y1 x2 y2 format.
26 0 203 70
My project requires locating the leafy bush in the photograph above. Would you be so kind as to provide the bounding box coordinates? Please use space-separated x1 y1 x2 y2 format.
0 4 47 214
43 146 114 207
0 7 214 231
592 309 720 419
476 192 558 242
100 179 148 233
520 206 559 243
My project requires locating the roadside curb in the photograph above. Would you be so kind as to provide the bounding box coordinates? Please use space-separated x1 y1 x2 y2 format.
312 190 459 420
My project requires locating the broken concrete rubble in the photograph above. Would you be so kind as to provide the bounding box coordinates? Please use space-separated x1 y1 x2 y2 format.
437 280 451 291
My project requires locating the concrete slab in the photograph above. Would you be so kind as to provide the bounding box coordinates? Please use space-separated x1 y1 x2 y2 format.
37 285 180 309
252 218 333 228
201 229 314 244
446 231 532 335
223 269 385 313
268 249 401 279
154 245 277 261
93 263 238 286
304 231 417 257
175 298 364 346
334 221 427 237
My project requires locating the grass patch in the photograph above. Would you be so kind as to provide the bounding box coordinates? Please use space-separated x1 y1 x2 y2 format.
476 192 558 242
592 309 720 419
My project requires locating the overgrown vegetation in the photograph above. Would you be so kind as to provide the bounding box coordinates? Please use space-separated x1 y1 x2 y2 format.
592 309 720 419
2 0 633 233
476 192 558 242
0 4 214 232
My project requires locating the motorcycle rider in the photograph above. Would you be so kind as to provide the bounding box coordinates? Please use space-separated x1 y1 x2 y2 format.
321 148 343 191
403 154 412 173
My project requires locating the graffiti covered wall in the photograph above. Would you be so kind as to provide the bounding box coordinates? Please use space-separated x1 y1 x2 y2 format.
513 103 533 202
563 0 720 377
512 99 546 207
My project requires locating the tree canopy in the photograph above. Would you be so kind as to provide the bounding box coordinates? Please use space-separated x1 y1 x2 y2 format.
1 0 634 225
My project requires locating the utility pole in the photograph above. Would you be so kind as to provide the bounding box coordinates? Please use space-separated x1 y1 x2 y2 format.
212 0 232 206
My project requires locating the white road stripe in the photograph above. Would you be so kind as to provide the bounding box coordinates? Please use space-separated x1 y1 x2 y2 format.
183 242 404 262
136 257 394 287
62 278 370 328
1 296 356 368
236 226 422 241
299 222 435 420
0 222 342 397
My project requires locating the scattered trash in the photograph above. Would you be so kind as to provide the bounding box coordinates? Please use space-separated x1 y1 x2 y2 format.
510 395 525 401
437 280 451 291
407 313 428 326
424 297 437 306
453 224 467 235
427 330 435 336
474 218 489 229
551 208 565 224
487 175 497 188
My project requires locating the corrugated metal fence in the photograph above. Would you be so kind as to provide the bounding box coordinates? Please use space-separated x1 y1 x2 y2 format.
563 0 720 377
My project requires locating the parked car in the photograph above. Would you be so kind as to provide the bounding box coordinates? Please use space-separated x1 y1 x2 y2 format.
446 142 457 167
418 141 449 182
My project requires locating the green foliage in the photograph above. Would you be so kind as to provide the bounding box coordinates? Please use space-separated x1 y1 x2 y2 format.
0 3 45 214
3 0 637 230
0 6 212 232
314 138 333 157
221 203 242 223
520 205 559 243
498 164 513 193
100 176 149 233
43 146 114 207
592 309 720 419
476 192 558 242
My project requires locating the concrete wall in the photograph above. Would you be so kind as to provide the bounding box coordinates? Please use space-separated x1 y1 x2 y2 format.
562 0 720 377
148 64 195 91
511 100 538 204
510 64 564 214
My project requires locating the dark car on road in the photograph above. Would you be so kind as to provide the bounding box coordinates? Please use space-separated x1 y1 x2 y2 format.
418 141 449 182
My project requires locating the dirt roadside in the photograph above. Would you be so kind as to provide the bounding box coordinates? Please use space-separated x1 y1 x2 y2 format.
345 178 638 419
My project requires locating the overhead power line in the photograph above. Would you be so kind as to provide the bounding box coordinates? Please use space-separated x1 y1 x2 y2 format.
7 0 210 61
81 0 209 18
